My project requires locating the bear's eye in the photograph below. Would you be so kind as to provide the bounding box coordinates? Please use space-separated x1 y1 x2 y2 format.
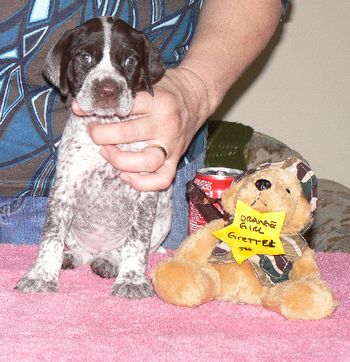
286 188 291 194
255 179 272 191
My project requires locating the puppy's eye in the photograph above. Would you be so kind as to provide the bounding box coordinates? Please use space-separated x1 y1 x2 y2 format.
286 188 291 194
79 54 92 64
124 56 137 67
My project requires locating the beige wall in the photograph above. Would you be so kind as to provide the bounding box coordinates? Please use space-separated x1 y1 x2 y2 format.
213 0 350 188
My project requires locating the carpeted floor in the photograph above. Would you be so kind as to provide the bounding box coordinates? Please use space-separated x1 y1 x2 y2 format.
0 244 349 361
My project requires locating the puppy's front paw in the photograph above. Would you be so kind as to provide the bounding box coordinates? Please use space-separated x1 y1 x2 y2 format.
112 280 154 299
16 276 58 293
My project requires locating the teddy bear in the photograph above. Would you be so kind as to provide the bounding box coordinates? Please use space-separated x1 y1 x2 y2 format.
152 157 337 320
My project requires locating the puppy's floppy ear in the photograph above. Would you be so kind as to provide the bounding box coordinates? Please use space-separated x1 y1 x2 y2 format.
42 28 77 97
141 35 165 96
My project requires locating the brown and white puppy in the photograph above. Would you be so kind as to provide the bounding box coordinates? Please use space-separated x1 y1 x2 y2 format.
16 17 172 299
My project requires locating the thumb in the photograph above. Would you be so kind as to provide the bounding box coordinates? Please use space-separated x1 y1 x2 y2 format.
72 99 94 116
131 91 155 115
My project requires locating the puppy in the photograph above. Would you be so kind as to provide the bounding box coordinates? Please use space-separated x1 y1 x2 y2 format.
16 17 172 299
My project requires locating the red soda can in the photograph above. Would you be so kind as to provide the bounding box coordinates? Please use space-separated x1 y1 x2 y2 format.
188 167 243 235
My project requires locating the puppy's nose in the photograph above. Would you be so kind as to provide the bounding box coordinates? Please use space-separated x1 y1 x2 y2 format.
255 179 272 191
99 81 118 99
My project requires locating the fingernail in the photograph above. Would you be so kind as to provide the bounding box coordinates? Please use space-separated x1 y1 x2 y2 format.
99 147 109 160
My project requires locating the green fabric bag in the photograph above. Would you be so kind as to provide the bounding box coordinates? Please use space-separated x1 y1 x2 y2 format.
205 120 254 171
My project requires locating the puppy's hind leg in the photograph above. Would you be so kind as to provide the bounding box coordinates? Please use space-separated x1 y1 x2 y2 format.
150 186 172 251
91 249 121 279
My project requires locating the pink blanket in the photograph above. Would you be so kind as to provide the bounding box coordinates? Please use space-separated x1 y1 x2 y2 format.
0 244 349 361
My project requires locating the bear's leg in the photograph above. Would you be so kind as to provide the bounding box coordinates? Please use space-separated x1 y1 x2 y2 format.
214 262 263 304
152 260 220 307
261 278 336 320
290 248 320 280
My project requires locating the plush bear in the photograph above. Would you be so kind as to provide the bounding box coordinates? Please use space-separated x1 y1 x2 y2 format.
152 158 336 320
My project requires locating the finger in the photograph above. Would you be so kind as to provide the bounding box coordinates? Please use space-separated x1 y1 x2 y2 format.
120 163 177 192
101 145 167 173
88 118 155 145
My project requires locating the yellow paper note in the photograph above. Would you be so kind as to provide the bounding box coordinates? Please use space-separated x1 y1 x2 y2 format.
212 200 286 264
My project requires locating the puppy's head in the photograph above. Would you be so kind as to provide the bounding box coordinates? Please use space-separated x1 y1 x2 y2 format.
43 17 164 117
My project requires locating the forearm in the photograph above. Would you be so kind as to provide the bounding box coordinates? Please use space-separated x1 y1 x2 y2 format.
179 0 282 116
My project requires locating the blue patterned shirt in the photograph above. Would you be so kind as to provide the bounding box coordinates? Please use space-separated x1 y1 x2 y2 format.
0 0 288 197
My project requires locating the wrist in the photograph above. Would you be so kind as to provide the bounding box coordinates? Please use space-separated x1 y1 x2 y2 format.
177 63 226 117
172 66 211 121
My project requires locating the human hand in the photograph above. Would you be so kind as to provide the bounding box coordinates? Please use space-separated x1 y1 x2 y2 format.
85 68 211 191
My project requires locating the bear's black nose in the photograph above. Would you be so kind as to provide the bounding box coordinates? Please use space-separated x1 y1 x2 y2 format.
255 179 272 191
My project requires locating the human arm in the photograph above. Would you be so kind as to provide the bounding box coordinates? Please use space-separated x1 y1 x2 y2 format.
87 0 282 191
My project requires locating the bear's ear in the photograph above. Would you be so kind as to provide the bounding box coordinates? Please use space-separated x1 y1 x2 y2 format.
283 194 313 234
282 157 318 231
221 181 241 215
